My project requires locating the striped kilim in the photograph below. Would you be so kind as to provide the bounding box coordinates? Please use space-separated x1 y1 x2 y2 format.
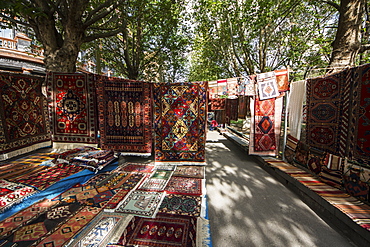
263 157 370 231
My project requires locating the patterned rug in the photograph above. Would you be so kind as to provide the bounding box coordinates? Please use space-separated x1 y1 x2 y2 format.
35 206 102 247
96 77 152 156
159 194 202 217
1 201 82 246
275 69 290 92
0 72 51 161
225 98 239 124
238 96 249 119
173 166 205 179
16 163 85 191
115 190 165 217
67 211 133 246
256 72 279 100
349 64 370 166
138 169 174 191
306 69 350 156
46 72 98 148
115 162 155 173
117 214 197 247
103 189 130 211
264 157 370 231
0 179 36 213
249 96 283 156
154 82 207 163
165 177 203 196
0 199 58 238
210 98 225 110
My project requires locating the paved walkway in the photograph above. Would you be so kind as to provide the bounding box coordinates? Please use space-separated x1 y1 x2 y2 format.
205 130 357 247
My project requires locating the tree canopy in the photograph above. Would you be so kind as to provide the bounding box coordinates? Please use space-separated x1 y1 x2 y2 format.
0 0 126 72
1 0 369 80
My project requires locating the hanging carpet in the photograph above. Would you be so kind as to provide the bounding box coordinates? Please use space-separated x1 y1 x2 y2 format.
249 96 283 156
46 72 98 148
306 69 350 156
348 63 370 166
0 72 51 161
96 77 152 156
225 98 239 124
154 82 207 163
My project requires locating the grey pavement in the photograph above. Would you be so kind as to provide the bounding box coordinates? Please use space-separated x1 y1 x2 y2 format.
205 130 357 247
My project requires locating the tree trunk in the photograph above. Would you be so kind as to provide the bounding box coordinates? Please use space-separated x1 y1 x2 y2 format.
329 0 365 69
43 43 81 73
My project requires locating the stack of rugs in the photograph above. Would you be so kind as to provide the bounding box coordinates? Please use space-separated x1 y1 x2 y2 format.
0 148 210 247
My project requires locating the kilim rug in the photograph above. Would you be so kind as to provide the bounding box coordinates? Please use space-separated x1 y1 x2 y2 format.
138 170 174 191
154 82 207 163
35 206 102 247
217 79 227 96
16 163 85 191
0 199 58 238
117 214 197 247
348 63 370 166
96 77 152 156
225 98 239 124
284 134 299 164
256 71 279 100
294 141 309 168
103 189 130 211
1 201 82 246
238 96 249 119
46 72 98 148
238 76 256 96
307 147 326 175
173 165 205 179
67 211 133 246
165 177 203 196
343 167 369 202
159 194 202 217
249 96 283 156
214 109 226 125
208 81 217 99
114 162 155 173
154 164 178 171
263 157 370 231
115 190 165 218
227 78 238 97
210 98 226 110
306 69 350 156
0 72 51 161
274 69 290 92
0 179 36 213
95 172 145 191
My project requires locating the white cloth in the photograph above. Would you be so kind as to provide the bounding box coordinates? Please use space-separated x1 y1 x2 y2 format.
287 80 306 140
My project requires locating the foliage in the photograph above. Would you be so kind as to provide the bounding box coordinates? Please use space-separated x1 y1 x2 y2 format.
0 0 126 72
188 0 338 81
80 0 190 82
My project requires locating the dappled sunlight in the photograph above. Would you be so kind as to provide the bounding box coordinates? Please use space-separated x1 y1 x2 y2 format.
205 139 354 247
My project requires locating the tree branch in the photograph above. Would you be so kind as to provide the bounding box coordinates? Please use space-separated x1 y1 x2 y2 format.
321 0 340 11
83 0 118 28
360 44 370 53
83 28 124 42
